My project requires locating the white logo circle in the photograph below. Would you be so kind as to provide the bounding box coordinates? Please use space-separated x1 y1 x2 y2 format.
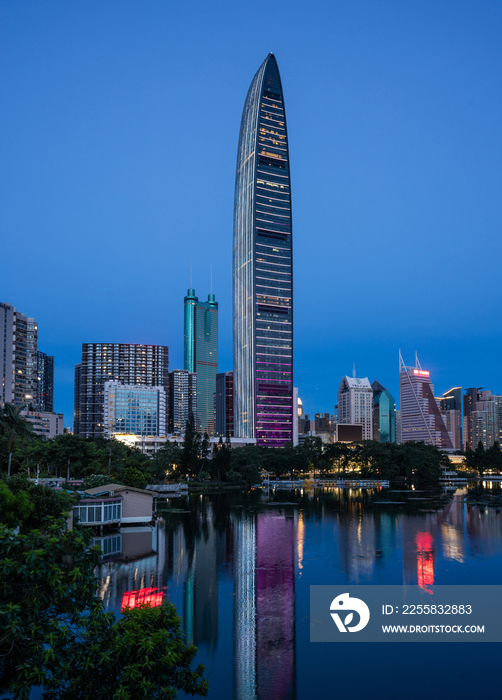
330 593 370 632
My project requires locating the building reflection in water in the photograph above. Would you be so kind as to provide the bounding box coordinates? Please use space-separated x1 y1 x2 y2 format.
94 487 502 700
415 531 434 593
234 509 296 700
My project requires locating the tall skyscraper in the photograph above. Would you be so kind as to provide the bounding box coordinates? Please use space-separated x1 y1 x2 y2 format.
337 376 373 440
233 53 293 447
36 351 54 412
74 343 169 438
440 387 462 450
372 380 396 443
184 288 218 434
399 352 453 448
168 369 197 434
466 389 502 450
215 371 234 437
0 302 38 406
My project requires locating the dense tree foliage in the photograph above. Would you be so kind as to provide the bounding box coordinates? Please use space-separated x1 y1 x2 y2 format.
465 441 502 475
0 512 208 700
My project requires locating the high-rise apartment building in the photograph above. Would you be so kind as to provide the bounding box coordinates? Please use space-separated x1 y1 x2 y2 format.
215 371 234 437
74 343 169 438
440 387 462 450
372 380 396 443
337 377 373 440
233 53 293 447
463 387 482 450
184 288 218 434
36 351 54 412
399 352 453 448
467 389 502 450
168 369 197 434
1 302 38 406
103 382 167 438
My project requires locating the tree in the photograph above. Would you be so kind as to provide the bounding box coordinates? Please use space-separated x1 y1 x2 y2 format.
7 473 74 532
0 481 33 529
180 415 200 478
0 403 34 478
149 442 182 482
0 516 208 700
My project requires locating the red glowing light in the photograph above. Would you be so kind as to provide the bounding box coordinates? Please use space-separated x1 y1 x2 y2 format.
416 532 434 592
121 587 164 611
413 369 430 377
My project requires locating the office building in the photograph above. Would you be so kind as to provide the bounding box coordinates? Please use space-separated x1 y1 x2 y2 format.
36 351 54 412
21 409 64 438
184 288 218 434
467 389 502 450
440 387 462 450
0 302 38 406
463 388 482 450
315 413 330 433
233 53 293 447
168 369 197 434
338 376 373 440
215 371 234 437
74 343 169 438
399 352 453 448
395 409 401 444
298 413 310 435
103 382 167 438
372 380 396 443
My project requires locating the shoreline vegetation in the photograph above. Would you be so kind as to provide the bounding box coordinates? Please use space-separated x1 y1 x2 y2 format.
2 406 501 697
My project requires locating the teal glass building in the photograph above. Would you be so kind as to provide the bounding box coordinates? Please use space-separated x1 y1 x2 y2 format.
372 380 396 443
184 288 218 434
233 53 293 446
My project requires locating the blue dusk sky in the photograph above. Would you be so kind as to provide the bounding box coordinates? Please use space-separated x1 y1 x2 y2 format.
1 0 501 426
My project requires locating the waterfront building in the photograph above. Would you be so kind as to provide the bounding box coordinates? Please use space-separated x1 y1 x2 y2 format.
215 371 234 437
440 387 462 450
74 343 169 438
184 288 218 434
371 380 396 443
337 376 373 440
399 352 453 448
168 369 197 434
0 302 38 406
293 387 299 446
21 409 64 438
233 53 293 447
36 351 54 412
103 382 167 438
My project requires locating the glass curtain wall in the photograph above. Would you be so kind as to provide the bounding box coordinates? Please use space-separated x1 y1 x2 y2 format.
233 53 293 446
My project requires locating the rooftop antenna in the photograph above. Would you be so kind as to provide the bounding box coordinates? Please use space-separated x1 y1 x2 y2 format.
210 265 213 294
352 362 356 379
190 259 193 288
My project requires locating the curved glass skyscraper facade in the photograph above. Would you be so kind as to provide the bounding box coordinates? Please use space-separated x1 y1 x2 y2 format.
233 54 293 446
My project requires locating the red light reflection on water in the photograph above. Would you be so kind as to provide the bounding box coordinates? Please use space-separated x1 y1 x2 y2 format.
121 587 163 610
416 532 434 593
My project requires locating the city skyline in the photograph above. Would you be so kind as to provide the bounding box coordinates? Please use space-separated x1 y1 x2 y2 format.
1 2 501 426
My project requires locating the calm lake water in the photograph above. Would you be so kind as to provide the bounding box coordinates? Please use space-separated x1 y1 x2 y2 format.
98 484 502 699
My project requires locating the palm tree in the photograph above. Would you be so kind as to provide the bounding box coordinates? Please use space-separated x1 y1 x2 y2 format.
0 403 34 478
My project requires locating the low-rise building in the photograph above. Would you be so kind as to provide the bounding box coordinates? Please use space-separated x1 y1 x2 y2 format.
77 483 154 527
21 410 64 438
